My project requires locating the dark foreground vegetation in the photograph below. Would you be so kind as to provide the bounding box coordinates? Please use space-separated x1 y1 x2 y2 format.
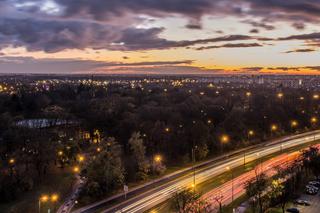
0 76 319 208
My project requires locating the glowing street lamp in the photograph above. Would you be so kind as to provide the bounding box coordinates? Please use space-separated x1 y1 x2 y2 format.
9 158 15 165
154 155 162 163
57 151 63 156
73 166 80 173
246 92 252 97
51 194 59 202
248 130 254 137
78 155 85 163
313 94 319 100
164 127 170 133
311 117 318 124
220 135 230 144
271 124 278 131
291 120 298 128
207 119 212 124
40 195 49 202
226 166 234 203
277 93 284 98
39 195 49 213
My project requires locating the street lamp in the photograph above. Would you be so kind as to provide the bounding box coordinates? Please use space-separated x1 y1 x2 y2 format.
220 135 229 144
291 120 298 128
153 154 162 175
9 158 15 164
73 166 80 173
78 155 85 163
277 92 284 99
154 155 162 163
51 194 59 211
311 117 318 125
39 195 49 213
246 91 252 97
271 124 278 131
39 194 59 213
226 166 234 203
192 146 198 192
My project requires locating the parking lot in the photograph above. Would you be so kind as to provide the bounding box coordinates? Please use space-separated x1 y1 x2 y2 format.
288 193 320 213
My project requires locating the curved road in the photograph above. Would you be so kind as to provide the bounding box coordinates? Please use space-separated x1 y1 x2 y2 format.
72 130 320 213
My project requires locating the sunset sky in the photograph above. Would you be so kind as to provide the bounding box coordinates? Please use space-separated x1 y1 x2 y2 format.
0 0 320 74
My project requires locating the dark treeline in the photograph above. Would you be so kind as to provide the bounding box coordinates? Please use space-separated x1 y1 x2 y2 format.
0 78 319 203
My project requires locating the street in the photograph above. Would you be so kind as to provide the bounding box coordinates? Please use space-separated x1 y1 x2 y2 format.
72 130 320 213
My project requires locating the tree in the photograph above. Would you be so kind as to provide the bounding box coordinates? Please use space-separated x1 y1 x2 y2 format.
128 132 150 180
213 191 224 213
245 170 268 213
171 189 210 213
85 137 124 197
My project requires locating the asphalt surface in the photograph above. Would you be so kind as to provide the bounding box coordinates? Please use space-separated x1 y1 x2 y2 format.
72 130 320 213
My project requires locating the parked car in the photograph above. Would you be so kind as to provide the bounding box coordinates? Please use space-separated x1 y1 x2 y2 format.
309 181 320 187
286 208 300 213
306 184 319 194
294 199 311 206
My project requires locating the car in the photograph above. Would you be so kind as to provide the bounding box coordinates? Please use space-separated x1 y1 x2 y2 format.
306 189 317 195
286 208 300 213
294 199 311 206
309 181 320 187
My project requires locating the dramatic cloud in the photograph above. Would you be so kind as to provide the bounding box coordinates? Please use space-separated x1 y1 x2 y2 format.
242 20 276 30
278 32 320 41
241 67 264 72
0 16 261 52
284 48 315 53
196 43 262 50
0 56 195 73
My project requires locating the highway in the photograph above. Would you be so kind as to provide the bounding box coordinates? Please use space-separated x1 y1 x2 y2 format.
73 130 320 213
203 150 301 212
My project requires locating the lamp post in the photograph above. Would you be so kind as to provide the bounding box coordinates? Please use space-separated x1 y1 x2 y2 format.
226 166 234 203
39 194 59 213
192 146 198 192
39 195 48 213
153 154 161 175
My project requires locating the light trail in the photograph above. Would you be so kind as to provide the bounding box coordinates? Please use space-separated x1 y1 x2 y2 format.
73 131 320 213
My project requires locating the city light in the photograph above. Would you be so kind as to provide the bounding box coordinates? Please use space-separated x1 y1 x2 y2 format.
78 155 85 162
165 127 170 132
271 124 278 131
9 158 15 164
73 166 80 173
277 93 284 98
220 135 230 144
40 195 49 203
248 130 254 136
291 120 298 127
313 94 319 100
311 117 318 123
51 194 59 202
246 92 251 97
154 155 162 163
58 151 63 156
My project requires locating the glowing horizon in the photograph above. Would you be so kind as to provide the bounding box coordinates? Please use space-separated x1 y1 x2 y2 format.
0 0 319 75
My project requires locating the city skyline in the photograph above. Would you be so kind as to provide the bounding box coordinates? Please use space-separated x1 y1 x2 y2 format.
0 0 320 74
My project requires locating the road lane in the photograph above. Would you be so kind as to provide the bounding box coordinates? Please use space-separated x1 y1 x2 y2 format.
73 131 320 213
